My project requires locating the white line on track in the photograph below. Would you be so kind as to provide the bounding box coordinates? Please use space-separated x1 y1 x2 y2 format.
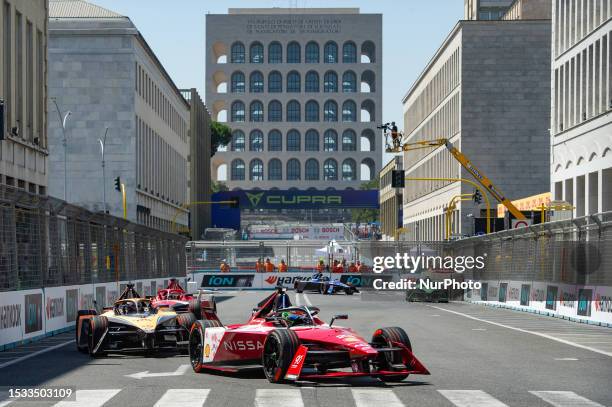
351 389 404 407
53 389 121 407
438 390 508 407
0 340 74 369
429 306 612 357
302 293 313 306
530 391 605 407
153 389 210 407
554 358 578 361
0 400 12 407
255 389 304 407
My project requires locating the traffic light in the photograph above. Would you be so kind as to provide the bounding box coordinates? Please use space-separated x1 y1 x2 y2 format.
0 99 5 141
114 177 121 192
391 170 405 188
229 197 239 208
473 189 483 204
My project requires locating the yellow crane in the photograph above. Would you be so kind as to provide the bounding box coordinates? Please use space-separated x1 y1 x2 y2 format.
389 137 527 221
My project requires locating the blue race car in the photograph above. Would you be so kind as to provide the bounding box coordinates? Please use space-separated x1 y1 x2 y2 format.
293 273 359 295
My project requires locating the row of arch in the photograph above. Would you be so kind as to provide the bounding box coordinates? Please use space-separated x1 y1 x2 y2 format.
553 146 611 173
228 99 376 123
227 158 376 181
212 40 376 64
229 128 376 152
217 70 376 94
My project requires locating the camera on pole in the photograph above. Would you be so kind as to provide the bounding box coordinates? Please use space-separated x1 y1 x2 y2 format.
114 177 121 192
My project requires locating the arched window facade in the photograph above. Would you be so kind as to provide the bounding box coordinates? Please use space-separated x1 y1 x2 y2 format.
249 101 264 122
305 159 319 180
268 42 282 63
230 72 245 93
324 71 338 92
287 130 301 151
249 71 264 93
287 41 301 63
342 41 357 63
305 100 319 122
342 159 356 180
268 159 282 180
231 159 245 180
250 42 263 63
268 71 282 92
231 130 245 152
342 129 356 151
231 101 245 122
342 71 357 93
324 41 338 63
268 100 282 122
268 130 282 151
305 41 319 63
287 100 301 122
324 129 338 151
342 100 356 122
230 42 245 63
324 100 338 122
250 159 264 181
287 159 301 180
305 71 319 92
249 130 263 151
287 71 301 92
305 129 319 151
324 159 338 180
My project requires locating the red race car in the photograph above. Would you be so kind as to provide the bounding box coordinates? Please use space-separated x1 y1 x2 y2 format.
188 287 430 383
151 279 199 314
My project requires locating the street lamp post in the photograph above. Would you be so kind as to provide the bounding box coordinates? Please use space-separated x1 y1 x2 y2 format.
98 128 109 214
52 99 71 201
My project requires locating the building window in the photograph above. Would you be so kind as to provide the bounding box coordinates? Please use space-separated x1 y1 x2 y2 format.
268 130 282 151
287 129 301 151
305 100 319 122
306 41 319 63
324 129 338 151
230 71 245 93
231 42 245 63
324 41 338 63
305 159 319 180
287 159 301 180
250 101 264 122
250 42 264 63
287 41 301 63
324 159 338 180
287 71 301 92
324 100 338 122
250 159 264 181
342 129 356 151
342 159 356 180
342 100 356 122
268 159 282 180
324 71 338 92
249 130 264 151
305 130 319 151
268 71 282 92
342 71 357 92
250 71 264 93
231 130 245 151
268 42 282 63
305 71 319 92
231 159 245 180
287 100 301 122
268 100 282 122
343 41 357 63
231 101 245 122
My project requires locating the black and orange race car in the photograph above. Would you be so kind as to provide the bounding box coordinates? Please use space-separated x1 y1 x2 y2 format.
75 285 195 356
188 287 430 383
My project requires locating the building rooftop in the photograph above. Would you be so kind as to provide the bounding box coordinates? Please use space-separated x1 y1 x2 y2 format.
49 0 125 19
228 8 360 15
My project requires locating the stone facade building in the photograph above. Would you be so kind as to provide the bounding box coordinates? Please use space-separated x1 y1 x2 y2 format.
379 156 403 241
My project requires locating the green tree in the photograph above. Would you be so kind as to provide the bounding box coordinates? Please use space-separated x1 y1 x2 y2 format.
212 181 229 193
211 121 232 157
350 179 380 223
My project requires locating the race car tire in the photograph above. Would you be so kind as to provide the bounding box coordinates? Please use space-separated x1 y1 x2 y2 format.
345 288 354 295
372 326 412 382
189 319 222 373
262 329 300 383
87 315 108 357
188 298 202 320
76 310 96 353
176 312 197 354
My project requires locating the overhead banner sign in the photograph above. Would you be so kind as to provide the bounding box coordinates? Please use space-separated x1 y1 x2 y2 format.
212 190 379 210
248 224 344 240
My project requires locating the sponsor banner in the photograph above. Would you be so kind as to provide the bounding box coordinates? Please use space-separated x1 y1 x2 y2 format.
202 274 255 288
213 190 379 210
248 224 345 241
66 288 79 323
24 293 43 336
44 286 71 332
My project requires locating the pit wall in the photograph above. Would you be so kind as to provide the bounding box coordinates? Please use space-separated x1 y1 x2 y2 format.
466 280 612 327
0 277 187 350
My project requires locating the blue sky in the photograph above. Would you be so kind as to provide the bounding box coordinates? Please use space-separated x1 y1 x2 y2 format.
89 0 463 144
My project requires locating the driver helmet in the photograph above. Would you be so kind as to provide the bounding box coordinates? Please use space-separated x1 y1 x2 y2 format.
280 310 301 323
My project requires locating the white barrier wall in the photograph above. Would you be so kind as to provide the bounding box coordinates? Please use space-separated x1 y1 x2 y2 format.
0 277 187 349
191 271 367 290
467 280 612 326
